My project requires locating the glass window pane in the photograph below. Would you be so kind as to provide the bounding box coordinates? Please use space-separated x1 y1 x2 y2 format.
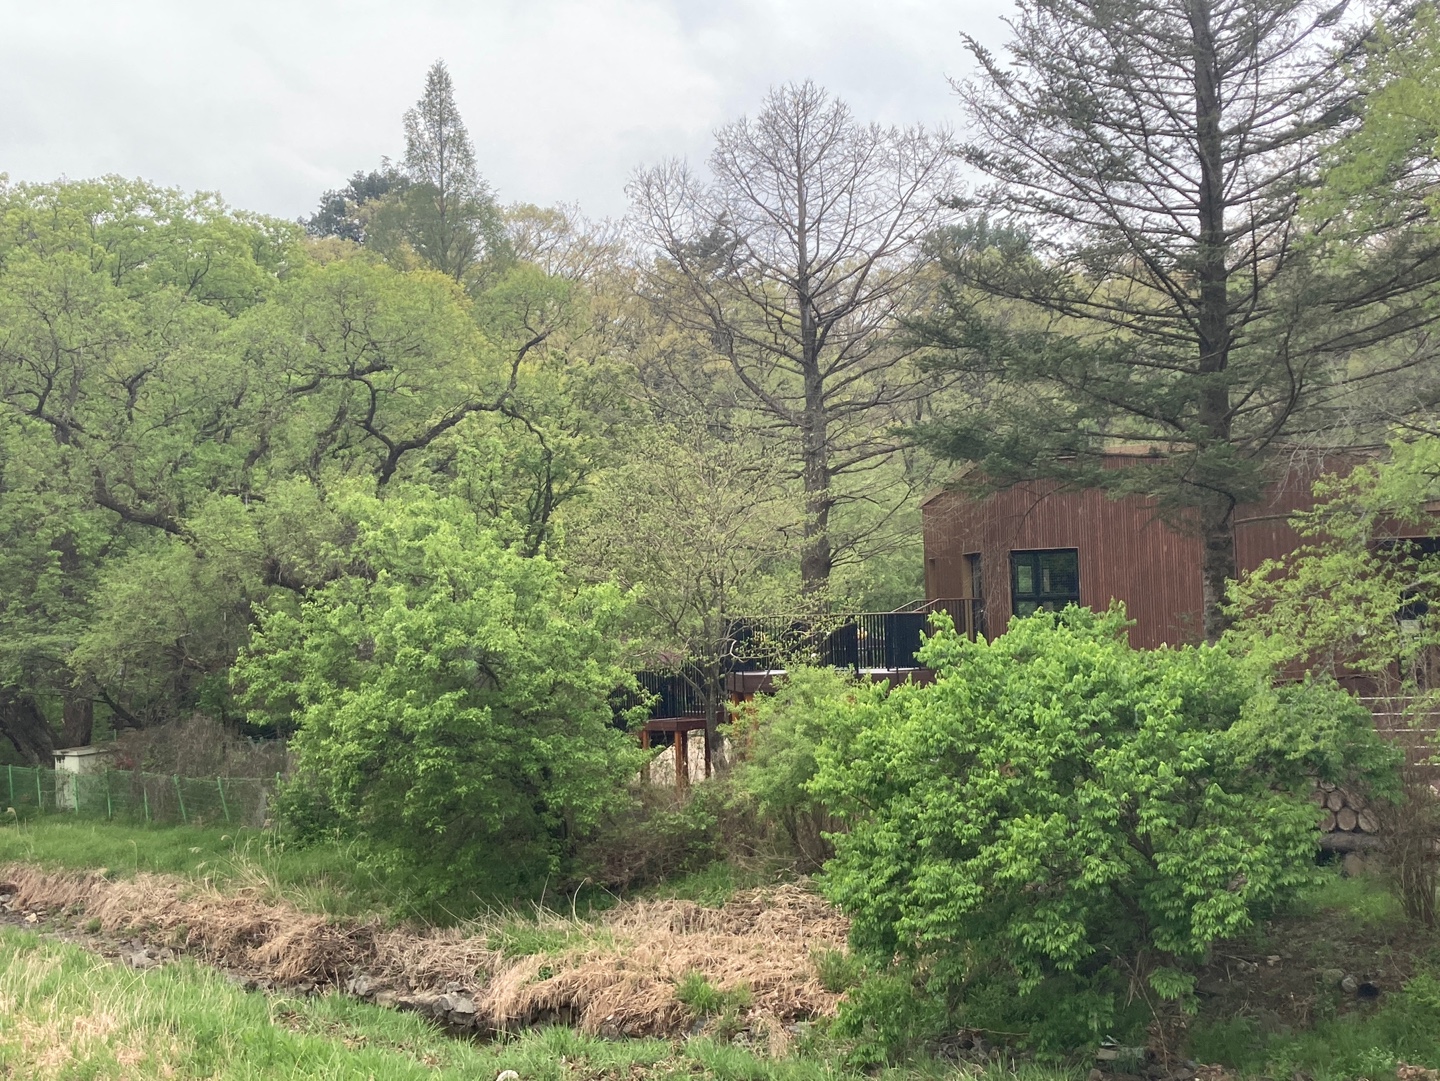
1016 563 1034 595
1039 551 1079 596
1011 549 1080 619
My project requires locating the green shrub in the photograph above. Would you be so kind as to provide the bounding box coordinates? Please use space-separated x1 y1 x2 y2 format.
832 970 947 1066
234 493 644 901
811 947 864 993
574 784 721 893
811 605 1399 1052
728 666 852 871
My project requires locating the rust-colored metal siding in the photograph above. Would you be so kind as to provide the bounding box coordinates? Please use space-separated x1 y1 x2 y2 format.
925 476 1204 648
922 452 1440 649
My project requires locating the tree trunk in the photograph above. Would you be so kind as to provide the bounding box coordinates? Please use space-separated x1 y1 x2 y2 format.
1200 504 1237 643
0 691 57 765
703 657 724 771
60 695 94 748
1190 0 1236 642
799 314 833 592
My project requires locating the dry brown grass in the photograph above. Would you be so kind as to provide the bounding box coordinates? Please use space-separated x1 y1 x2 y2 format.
0 863 847 1037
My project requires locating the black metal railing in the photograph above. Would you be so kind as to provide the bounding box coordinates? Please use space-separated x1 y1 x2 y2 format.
627 599 983 722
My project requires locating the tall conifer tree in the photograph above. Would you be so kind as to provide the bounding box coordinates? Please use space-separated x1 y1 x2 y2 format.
915 0 1440 639
398 60 503 281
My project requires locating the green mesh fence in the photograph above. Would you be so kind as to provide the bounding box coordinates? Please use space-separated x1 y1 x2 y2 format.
4 765 272 828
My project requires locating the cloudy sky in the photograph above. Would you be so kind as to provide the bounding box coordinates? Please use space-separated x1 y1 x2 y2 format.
0 0 1011 222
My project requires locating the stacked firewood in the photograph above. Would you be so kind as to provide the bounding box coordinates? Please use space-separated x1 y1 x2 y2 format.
1314 781 1380 836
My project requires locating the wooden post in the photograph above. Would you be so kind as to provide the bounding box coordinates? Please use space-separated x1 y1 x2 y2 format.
675 730 687 792
639 728 651 783
704 730 713 779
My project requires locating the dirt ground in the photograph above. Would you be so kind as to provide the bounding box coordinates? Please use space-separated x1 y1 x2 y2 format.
1190 900 1440 1034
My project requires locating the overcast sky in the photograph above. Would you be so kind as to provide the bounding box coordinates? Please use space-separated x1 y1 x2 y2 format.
0 0 1011 223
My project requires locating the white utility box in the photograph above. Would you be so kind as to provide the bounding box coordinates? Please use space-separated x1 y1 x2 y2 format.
53 745 115 811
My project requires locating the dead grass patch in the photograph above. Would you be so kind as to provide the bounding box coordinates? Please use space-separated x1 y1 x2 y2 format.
0 863 847 1038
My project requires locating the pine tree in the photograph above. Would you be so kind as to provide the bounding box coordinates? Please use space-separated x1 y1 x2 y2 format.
914 0 1440 640
398 60 503 281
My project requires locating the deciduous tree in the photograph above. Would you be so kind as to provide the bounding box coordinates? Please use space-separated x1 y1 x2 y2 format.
631 82 957 595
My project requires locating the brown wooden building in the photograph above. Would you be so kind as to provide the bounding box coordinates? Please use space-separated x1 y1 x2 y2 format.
921 450 1436 649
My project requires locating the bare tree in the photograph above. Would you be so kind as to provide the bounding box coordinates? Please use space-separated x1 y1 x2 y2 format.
630 82 958 595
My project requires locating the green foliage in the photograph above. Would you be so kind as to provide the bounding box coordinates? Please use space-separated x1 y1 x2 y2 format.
811 947 865 994
811 606 1399 1050
1228 438 1440 691
675 970 752 1016
1312 5 1440 227
729 667 851 870
832 970 948 1066
574 786 723 894
234 492 643 899
0 176 625 761
634 858 775 908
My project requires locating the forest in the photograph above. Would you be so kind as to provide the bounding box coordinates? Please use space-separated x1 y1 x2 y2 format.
7 0 1440 1073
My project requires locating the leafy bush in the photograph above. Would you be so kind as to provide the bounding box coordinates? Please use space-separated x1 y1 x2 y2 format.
234 492 643 899
811 605 1399 1051
831 970 947 1066
728 667 852 871
573 784 721 893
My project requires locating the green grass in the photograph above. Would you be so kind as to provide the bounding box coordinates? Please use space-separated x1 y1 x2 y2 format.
1188 973 1440 1078
483 914 613 958
0 816 404 919
0 927 1068 1081
1183 868 1440 1077
0 926 669 1080
640 860 784 907
1287 864 1404 929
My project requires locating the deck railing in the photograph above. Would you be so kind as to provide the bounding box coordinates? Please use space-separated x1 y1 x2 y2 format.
631 599 982 721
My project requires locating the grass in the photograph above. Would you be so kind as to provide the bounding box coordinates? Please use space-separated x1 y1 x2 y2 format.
1188 973 1440 1078
0 927 1069 1081
640 860 785 907
1184 867 1440 1077
483 914 613 958
12 816 1439 1078
0 816 405 919
0 925 664 1080
1287 863 1405 929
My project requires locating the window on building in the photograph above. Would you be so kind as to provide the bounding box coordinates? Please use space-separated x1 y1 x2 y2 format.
1010 549 1080 617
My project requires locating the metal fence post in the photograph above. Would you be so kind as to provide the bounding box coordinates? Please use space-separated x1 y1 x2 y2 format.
104 771 113 820
35 769 42 810
143 785 150 824
6 764 12 807
173 775 187 824
217 777 230 825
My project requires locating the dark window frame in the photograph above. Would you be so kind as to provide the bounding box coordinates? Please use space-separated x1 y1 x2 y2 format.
1010 548 1081 618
